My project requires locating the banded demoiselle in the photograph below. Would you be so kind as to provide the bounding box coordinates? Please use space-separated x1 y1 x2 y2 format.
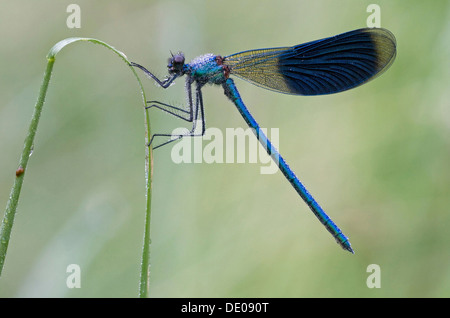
132 28 397 253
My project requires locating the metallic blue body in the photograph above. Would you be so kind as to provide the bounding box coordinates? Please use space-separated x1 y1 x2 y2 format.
181 55 354 253
222 78 353 253
132 28 397 253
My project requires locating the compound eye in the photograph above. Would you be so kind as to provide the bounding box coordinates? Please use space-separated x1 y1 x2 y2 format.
173 54 185 65
168 52 185 74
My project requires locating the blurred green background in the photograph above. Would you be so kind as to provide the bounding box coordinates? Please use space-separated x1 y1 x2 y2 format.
0 0 449 297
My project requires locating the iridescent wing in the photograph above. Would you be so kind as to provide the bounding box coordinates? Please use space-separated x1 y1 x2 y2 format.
223 28 396 95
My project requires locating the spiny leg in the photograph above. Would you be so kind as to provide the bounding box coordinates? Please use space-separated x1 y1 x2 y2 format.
131 61 191 120
130 62 178 88
145 100 192 122
150 84 206 149
132 61 205 149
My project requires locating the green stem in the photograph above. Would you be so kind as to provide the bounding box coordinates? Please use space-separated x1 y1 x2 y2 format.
0 58 54 275
0 38 153 297
140 107 153 298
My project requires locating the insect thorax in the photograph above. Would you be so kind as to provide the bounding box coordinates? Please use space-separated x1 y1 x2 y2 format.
188 53 229 85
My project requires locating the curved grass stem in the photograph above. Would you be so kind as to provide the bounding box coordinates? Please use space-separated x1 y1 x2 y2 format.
0 38 153 297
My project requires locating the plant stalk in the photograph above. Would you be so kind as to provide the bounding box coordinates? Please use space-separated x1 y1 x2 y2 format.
0 38 153 297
